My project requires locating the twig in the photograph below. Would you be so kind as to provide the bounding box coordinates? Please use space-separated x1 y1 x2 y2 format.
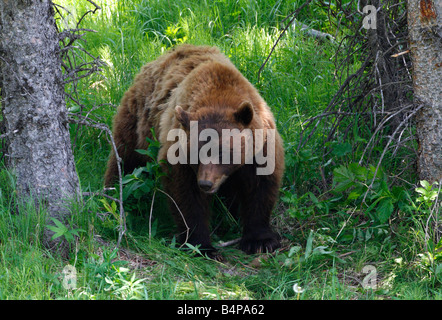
391 50 409 58
156 188 189 246
82 191 120 203
333 207 357 244
0 129 18 140
76 0 101 28
217 238 241 248
149 189 156 242
337 251 357 259
290 19 337 44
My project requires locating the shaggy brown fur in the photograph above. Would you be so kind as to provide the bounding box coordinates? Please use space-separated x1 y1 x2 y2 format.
105 44 285 256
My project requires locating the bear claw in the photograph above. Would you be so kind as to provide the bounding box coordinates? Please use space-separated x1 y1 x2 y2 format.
240 233 281 254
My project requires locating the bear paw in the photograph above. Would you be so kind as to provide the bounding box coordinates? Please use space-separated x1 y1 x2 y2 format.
200 245 224 261
240 231 281 254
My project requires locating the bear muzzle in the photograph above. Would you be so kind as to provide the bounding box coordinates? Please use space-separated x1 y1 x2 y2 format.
198 180 214 192
197 164 229 194
197 175 228 194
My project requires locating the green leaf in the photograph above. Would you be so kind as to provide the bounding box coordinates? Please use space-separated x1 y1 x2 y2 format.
333 165 355 193
288 246 302 257
121 176 135 184
67 105 80 113
347 190 362 201
100 198 116 213
185 243 202 255
308 192 319 204
312 246 333 256
348 163 368 181
332 142 352 157
135 149 150 155
376 198 394 224
123 181 144 200
50 231 65 241
420 180 430 189
70 228 85 237
365 196 383 213
368 164 384 180
140 180 154 193
47 218 68 240
51 217 66 229
304 230 314 260
132 167 147 177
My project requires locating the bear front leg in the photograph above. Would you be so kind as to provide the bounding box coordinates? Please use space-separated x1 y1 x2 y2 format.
239 172 281 254
162 164 217 257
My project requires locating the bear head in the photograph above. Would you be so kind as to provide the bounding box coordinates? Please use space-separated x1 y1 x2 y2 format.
172 101 261 194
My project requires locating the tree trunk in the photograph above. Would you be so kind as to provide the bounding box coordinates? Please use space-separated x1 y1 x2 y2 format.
407 0 442 184
0 0 80 252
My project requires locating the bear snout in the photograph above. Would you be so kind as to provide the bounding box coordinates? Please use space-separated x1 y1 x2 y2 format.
198 180 214 192
197 163 229 194
197 175 227 194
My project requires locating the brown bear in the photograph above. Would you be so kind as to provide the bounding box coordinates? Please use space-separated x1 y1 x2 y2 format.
104 44 285 256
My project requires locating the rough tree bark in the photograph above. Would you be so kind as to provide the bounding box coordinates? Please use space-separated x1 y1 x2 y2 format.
407 0 442 184
0 0 80 252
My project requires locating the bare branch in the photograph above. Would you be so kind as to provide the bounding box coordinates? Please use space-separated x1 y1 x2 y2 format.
67 114 126 248
218 238 241 248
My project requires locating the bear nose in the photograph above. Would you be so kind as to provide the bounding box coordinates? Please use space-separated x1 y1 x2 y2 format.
198 180 213 192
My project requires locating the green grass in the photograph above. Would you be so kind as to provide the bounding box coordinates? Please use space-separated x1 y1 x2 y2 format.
0 0 441 300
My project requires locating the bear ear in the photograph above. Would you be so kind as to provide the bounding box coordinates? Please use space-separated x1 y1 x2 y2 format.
234 101 254 126
175 105 191 129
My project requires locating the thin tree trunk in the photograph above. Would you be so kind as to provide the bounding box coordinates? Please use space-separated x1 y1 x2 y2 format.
0 0 80 252
407 0 442 183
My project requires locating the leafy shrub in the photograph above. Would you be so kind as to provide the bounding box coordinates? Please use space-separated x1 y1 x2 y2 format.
332 163 413 224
